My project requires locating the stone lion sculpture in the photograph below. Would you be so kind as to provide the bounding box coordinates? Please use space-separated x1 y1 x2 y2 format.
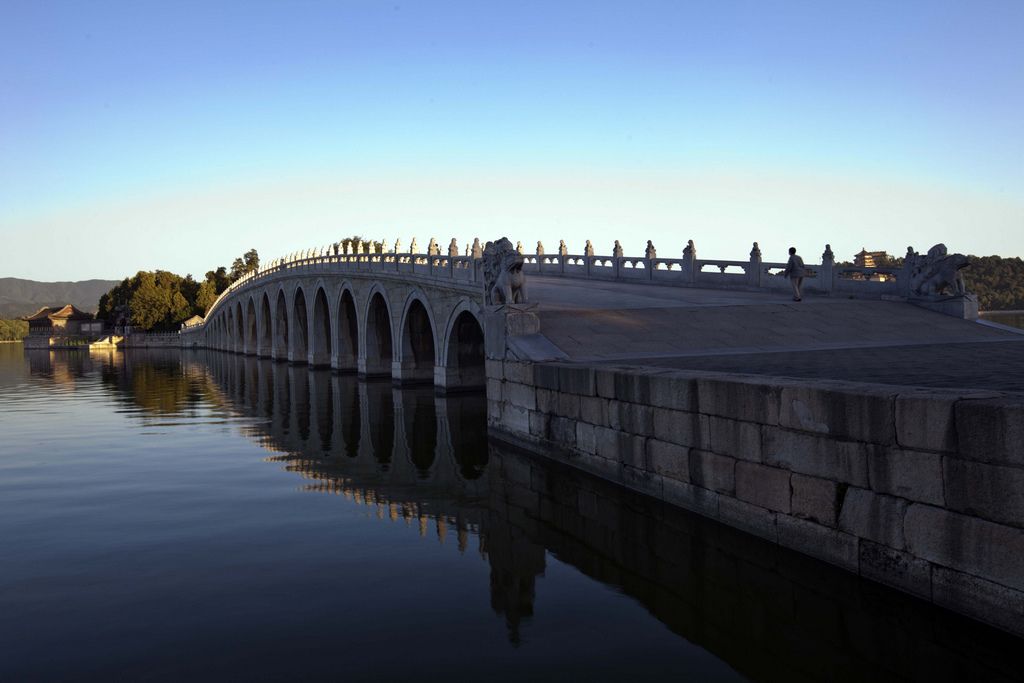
909 243 969 296
482 237 528 305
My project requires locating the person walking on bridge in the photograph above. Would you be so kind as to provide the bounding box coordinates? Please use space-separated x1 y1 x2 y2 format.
784 247 805 301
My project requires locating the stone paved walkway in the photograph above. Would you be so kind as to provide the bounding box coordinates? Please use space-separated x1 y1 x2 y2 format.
606 340 1024 394
530 275 1024 392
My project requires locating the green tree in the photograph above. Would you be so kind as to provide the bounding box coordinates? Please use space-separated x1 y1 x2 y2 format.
0 319 28 341
129 272 170 330
195 280 218 315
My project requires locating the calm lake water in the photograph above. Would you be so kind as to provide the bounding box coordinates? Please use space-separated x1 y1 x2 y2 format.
1 344 1021 682
982 311 1024 330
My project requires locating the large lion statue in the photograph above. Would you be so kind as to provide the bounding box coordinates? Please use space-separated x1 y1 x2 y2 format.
909 243 969 297
482 237 528 305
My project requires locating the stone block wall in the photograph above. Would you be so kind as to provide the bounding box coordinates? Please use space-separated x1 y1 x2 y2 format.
485 359 1024 636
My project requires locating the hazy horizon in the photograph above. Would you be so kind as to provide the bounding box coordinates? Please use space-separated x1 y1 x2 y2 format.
2 0 1022 281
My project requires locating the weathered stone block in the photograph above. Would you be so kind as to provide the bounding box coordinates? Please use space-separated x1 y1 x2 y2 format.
486 377 503 400
647 372 698 412
646 438 689 482
535 388 556 414
718 496 778 542
791 474 840 527
614 432 647 471
576 421 597 455
555 391 581 420
904 504 1024 592
868 448 944 505
707 416 762 462
529 410 549 438
609 401 654 435
696 375 784 425
779 384 896 445
601 367 676 405
579 395 610 427
505 382 537 411
838 488 908 549
662 476 720 519
956 397 1024 466
576 451 620 482
502 360 534 386
487 398 502 422
859 540 932 600
894 391 958 453
595 366 623 400
652 408 708 449
621 463 659 497
931 565 1024 636
593 428 646 469
943 458 1024 529
549 415 577 448
556 364 597 396
735 462 791 513
688 449 735 494
485 359 504 381
500 402 531 434
533 363 560 391
776 515 860 573
762 426 870 487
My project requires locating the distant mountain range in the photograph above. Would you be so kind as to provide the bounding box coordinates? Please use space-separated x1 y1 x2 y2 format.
0 278 119 318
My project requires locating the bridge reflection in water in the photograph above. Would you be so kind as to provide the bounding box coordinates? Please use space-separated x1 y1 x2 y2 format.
25 349 1024 682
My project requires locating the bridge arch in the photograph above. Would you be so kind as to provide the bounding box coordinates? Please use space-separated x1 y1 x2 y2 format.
439 301 486 390
274 288 289 361
397 290 438 385
361 285 394 377
258 292 272 357
335 285 359 372
234 301 244 354
245 296 257 355
291 286 309 364
310 284 332 368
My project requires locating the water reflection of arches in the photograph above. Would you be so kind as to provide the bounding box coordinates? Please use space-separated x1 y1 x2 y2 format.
73 350 1020 681
204 354 488 494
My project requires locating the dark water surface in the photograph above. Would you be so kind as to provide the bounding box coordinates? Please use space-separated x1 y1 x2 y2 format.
1 345 1020 682
982 311 1024 331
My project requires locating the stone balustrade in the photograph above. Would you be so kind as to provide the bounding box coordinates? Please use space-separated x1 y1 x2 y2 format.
193 237 932 331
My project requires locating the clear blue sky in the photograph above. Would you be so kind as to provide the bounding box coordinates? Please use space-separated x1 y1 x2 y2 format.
1 0 1021 281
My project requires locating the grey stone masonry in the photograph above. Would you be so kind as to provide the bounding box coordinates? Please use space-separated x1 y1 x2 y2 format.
485 358 1024 638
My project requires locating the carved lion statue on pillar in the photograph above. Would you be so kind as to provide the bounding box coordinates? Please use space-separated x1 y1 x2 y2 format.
483 237 528 305
909 243 969 297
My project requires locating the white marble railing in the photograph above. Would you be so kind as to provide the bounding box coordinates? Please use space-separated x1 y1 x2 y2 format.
182 239 913 332
189 251 481 328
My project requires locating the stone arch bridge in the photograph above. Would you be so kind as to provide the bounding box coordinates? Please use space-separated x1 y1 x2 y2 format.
181 252 490 391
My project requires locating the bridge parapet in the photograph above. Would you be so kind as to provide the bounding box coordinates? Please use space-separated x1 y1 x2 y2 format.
201 250 482 324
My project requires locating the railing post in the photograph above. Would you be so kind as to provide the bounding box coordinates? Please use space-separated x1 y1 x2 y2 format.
682 240 696 285
820 244 835 294
748 242 762 287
